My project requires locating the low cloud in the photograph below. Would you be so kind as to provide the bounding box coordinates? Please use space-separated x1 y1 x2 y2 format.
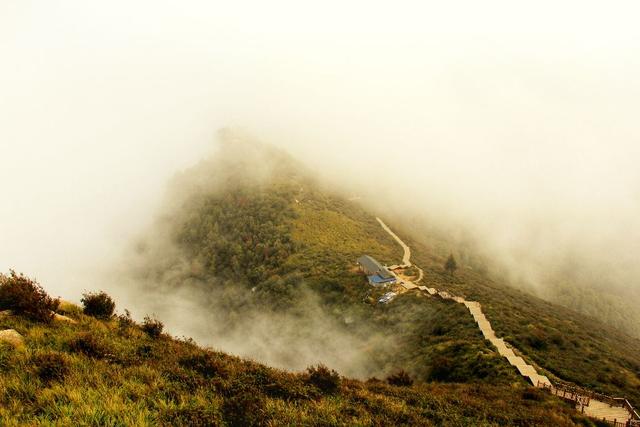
1 2 640 354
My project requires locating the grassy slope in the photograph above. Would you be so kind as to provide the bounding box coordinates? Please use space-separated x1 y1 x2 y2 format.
286 190 520 385
155 140 523 387
111 137 639 423
387 221 640 407
0 309 596 426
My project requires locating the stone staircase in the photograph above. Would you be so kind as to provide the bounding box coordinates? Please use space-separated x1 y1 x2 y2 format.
462 300 552 387
376 217 639 426
452 292 635 425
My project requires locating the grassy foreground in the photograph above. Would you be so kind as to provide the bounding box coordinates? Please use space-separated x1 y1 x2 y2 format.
0 302 600 426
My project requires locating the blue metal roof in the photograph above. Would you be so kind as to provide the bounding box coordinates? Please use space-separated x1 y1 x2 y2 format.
368 274 396 284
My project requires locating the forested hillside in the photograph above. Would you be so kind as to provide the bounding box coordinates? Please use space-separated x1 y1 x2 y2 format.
130 134 640 411
129 135 519 385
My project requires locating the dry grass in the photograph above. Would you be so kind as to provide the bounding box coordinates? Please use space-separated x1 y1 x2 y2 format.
0 307 596 426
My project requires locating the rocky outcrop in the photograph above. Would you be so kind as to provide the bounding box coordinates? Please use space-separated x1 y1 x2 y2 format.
53 313 77 324
0 329 24 347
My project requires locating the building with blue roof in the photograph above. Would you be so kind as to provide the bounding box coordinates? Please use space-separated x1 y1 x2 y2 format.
357 255 397 287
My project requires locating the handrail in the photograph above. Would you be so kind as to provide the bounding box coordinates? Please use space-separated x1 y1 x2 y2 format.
615 398 640 420
539 381 640 425
552 381 628 408
537 381 591 407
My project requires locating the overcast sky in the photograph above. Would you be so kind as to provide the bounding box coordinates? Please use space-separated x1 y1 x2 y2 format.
1 1 639 298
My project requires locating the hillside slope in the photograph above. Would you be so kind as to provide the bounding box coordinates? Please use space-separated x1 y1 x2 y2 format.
129 135 520 385
0 302 596 426
384 220 640 407
124 134 640 419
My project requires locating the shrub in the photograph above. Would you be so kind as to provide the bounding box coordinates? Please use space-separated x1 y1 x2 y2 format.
386 369 414 386
611 374 628 388
161 405 223 427
180 353 228 379
142 315 164 338
137 344 153 359
522 388 545 401
525 330 548 350
69 332 110 359
33 352 69 383
305 364 341 394
0 270 59 323
244 364 314 401
118 309 135 329
444 254 457 275
81 291 115 319
428 356 455 381
222 388 267 427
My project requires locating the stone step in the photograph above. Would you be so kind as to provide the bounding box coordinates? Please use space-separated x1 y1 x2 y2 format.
536 375 551 387
528 374 552 387
478 323 492 330
482 330 496 340
583 400 631 422
516 364 538 377
498 347 514 357
493 339 515 357
527 374 542 386
507 355 525 366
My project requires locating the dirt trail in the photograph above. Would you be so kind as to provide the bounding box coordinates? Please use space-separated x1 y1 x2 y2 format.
376 217 411 267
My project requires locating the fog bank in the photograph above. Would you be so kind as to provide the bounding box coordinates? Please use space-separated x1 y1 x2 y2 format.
1 2 639 319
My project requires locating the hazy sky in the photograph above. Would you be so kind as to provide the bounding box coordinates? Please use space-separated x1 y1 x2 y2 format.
1 1 640 298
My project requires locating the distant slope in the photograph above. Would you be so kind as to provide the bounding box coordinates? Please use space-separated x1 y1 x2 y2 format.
385 221 640 407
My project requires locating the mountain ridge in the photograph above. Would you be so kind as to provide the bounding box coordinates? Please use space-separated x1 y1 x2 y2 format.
2 135 637 425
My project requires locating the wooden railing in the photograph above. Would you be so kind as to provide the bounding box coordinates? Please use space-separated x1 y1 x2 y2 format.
538 382 590 408
538 381 640 426
614 398 640 422
609 419 640 427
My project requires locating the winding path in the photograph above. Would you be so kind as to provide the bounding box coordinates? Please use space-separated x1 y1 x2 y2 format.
376 217 411 267
375 217 635 425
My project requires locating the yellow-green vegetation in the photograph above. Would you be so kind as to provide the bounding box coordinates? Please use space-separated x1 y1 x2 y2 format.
289 195 400 269
132 140 522 388
0 305 600 426
163 167 522 385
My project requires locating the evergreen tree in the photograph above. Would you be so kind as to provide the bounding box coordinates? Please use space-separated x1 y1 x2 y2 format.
444 254 457 275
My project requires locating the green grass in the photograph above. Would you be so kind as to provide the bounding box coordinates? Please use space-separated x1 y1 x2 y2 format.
0 308 599 426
